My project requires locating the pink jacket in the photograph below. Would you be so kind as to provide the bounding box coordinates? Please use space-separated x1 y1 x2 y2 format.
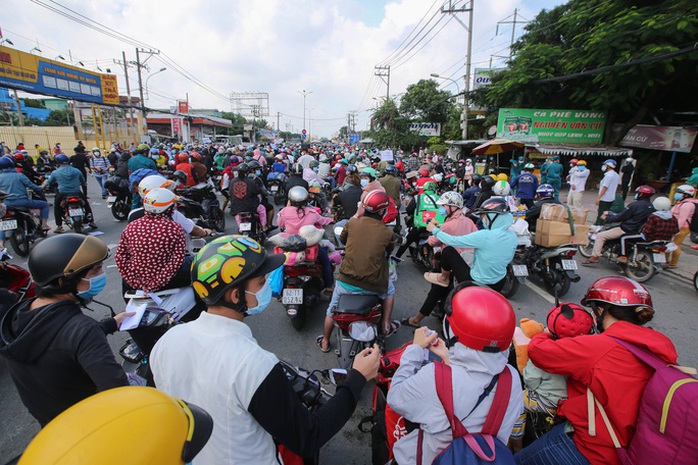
277 206 331 235
671 198 697 229
428 212 477 253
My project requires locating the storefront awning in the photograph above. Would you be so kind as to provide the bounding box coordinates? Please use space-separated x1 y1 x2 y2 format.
525 144 633 157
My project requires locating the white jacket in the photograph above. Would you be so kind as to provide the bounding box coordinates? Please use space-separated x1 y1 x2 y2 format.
387 343 523 465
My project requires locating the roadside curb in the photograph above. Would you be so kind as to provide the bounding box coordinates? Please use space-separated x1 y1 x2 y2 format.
661 268 694 287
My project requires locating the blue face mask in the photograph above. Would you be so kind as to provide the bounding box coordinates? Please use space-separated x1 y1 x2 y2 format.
76 272 107 300
360 179 369 187
634 193 639 200
674 193 683 201
255 170 261 176
245 280 272 315
578 165 585 171
438 206 447 217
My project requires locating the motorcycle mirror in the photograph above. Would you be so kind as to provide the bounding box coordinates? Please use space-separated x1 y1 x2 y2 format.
348 321 377 342
329 368 348 386
333 226 344 237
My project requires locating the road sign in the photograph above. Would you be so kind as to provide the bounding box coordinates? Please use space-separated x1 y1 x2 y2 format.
302 129 307 135
301 134 306 140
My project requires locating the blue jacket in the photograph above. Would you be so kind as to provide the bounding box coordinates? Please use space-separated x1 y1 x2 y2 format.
462 186 481 210
546 162 563 181
0 168 42 200
511 172 539 200
47 165 85 194
433 213 517 285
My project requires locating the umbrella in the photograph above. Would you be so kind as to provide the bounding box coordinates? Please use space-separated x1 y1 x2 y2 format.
471 138 524 155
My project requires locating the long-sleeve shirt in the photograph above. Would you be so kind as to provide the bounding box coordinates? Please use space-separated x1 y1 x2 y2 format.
428 212 477 254
277 206 332 235
641 211 679 241
0 168 43 199
46 165 86 194
89 156 111 174
671 198 697 229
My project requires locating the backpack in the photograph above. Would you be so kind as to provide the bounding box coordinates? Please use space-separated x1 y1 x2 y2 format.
417 363 515 465
413 193 444 228
588 337 698 465
688 200 698 233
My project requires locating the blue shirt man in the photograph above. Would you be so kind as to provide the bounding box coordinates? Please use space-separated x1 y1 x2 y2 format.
510 167 539 208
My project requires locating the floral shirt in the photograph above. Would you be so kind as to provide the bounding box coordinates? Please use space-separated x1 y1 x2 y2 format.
115 212 186 292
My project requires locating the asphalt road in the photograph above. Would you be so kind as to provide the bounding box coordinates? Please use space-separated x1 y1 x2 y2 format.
1 178 697 464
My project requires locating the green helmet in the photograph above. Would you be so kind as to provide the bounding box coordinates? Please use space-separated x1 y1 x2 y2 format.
191 235 285 306
361 167 377 179
423 181 438 193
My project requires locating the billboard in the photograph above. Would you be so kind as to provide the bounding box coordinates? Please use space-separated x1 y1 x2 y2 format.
496 108 606 145
473 68 506 89
620 124 697 153
409 122 441 137
0 45 119 105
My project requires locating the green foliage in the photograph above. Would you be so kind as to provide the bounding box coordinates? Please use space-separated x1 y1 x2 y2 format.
44 109 73 126
21 99 46 109
400 79 455 123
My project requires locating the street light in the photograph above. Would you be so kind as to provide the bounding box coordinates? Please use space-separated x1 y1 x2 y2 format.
298 89 313 134
55 55 66 61
308 108 316 140
145 67 167 102
30 47 42 55
430 73 461 104
0 38 14 46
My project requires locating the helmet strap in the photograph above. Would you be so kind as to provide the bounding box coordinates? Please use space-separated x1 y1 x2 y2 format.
590 302 607 333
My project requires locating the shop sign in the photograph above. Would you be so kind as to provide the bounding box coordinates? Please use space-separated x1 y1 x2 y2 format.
497 108 606 145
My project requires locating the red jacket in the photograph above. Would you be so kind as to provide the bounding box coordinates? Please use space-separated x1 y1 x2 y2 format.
528 322 678 465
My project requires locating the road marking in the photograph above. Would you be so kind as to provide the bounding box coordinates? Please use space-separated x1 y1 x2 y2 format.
522 280 556 304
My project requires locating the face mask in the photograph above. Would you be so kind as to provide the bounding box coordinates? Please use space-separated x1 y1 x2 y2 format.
578 165 585 171
313 167 318 173
674 193 683 201
151 154 159 159
94 152 101 157
438 206 447 217
360 179 369 187
255 170 261 176
634 193 640 200
245 280 272 315
76 272 107 300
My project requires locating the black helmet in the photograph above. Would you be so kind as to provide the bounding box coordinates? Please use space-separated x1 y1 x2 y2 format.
291 163 303 175
237 163 250 174
247 160 261 170
480 176 496 190
172 170 187 184
346 164 358 174
28 234 109 293
476 197 510 230
471 173 482 186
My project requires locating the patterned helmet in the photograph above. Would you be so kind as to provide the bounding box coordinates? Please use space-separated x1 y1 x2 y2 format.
437 191 463 209
143 188 177 214
547 303 594 339
634 185 655 200
536 184 554 198
191 235 285 305
138 175 175 198
492 181 511 196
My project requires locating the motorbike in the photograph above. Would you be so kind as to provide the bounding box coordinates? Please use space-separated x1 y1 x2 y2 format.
176 184 226 232
694 269 698 293
577 226 668 283
276 236 327 331
332 293 385 369
104 171 132 221
0 248 36 304
407 229 439 271
3 192 49 257
237 211 265 244
60 195 89 234
267 172 287 205
511 243 581 297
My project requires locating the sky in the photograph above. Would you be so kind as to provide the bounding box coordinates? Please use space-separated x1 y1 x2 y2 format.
3 0 568 139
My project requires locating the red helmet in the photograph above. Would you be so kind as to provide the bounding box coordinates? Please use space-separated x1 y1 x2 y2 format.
581 276 653 310
362 190 390 214
12 152 24 161
190 152 201 161
177 153 190 164
418 167 429 177
634 185 655 199
547 303 594 339
446 286 515 353
569 158 578 165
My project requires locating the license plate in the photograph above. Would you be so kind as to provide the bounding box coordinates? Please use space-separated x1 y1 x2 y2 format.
107 196 117 204
512 265 529 277
282 288 303 304
561 259 578 270
68 208 84 217
0 219 17 231
653 253 666 263
270 185 279 192
239 222 252 232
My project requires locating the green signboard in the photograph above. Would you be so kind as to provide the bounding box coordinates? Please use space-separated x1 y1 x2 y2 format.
496 108 606 145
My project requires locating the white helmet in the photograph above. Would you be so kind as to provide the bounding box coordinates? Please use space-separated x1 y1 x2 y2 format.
138 175 175 198
436 191 463 209
676 184 696 197
492 180 511 196
652 196 671 211
143 188 177 214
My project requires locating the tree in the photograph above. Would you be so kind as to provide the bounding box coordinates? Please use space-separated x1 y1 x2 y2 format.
22 98 46 109
400 79 455 123
475 0 698 144
369 98 419 148
44 109 73 126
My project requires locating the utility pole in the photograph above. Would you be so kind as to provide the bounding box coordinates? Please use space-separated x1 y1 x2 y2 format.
116 52 135 141
441 0 474 140
496 9 527 60
374 65 391 100
134 48 160 137
276 112 281 136
12 89 24 126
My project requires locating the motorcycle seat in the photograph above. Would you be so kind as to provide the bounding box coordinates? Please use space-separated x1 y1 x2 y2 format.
634 240 668 247
335 294 380 315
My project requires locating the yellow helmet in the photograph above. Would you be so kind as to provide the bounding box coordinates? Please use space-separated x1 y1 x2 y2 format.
576 160 587 166
496 173 508 182
19 387 212 465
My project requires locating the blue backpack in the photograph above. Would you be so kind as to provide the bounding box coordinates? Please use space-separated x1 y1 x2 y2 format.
417 363 515 465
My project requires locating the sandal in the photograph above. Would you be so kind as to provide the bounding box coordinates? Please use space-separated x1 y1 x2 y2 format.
381 320 401 338
315 335 330 353
582 257 599 265
400 317 421 329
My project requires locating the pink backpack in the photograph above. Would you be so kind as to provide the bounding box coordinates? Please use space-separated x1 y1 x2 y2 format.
588 337 698 465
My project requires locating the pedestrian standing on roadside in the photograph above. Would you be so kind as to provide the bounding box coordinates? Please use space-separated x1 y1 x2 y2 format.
568 160 590 207
620 157 635 199
546 155 563 201
594 159 620 225
667 184 698 268
89 147 111 199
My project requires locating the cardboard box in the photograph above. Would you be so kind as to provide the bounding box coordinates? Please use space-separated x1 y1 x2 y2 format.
534 219 590 247
540 203 589 224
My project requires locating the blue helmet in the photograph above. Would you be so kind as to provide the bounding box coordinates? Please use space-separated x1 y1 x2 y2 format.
55 154 70 164
602 159 617 169
384 164 396 174
536 184 554 198
0 155 15 169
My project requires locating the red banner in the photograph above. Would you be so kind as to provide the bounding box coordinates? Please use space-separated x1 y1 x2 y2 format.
177 100 188 114
171 117 181 137
621 124 697 153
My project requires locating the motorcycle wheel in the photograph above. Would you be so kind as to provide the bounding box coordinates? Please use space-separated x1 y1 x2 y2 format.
691 231 698 244
499 266 520 298
578 241 594 258
290 306 306 331
210 207 225 232
544 267 571 297
693 270 698 293
9 221 31 257
72 217 84 234
111 198 130 221
624 250 655 283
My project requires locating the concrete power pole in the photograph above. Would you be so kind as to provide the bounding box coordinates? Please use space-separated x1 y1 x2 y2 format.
496 9 527 61
441 0 474 140
374 66 390 100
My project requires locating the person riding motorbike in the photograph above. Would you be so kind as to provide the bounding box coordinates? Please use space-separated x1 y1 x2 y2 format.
400 191 477 328
285 162 310 193
277 186 334 291
151 235 380 464
332 167 362 220
0 157 50 232
44 154 97 231
318 191 399 353
387 286 523 465
415 167 436 194
127 143 157 175
248 160 275 232
511 163 539 209
394 180 442 259
228 163 264 230
583 185 655 265
379 164 402 230
115 188 191 294
472 175 496 210
516 276 678 465
618 196 679 264
525 184 560 232
426 197 518 292
462 173 482 210
667 184 698 268
19 386 213 465
0 234 131 426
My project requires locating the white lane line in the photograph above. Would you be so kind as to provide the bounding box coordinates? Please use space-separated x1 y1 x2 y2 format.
523 280 556 304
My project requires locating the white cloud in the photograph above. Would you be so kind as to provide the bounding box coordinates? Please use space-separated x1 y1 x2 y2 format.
4 0 564 138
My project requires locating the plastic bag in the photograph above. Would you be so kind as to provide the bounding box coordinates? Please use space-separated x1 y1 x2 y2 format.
268 266 284 298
